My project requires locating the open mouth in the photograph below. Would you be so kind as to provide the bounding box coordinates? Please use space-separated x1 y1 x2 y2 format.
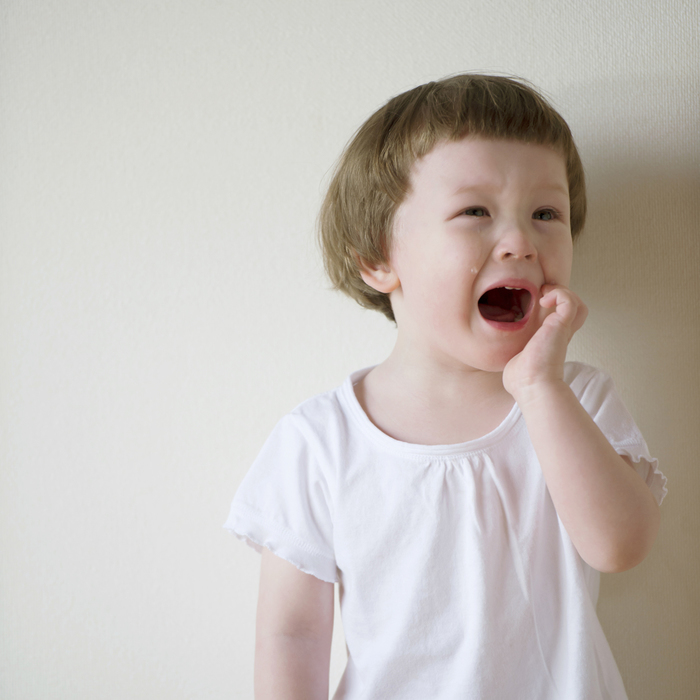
478 287 532 323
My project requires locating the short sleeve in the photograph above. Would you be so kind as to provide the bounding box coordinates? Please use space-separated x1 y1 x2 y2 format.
567 363 668 506
224 413 338 583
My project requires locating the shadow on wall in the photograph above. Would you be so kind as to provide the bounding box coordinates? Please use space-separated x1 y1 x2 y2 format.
570 164 700 699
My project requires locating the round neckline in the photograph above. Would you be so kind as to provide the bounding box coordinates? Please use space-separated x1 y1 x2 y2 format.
339 366 523 457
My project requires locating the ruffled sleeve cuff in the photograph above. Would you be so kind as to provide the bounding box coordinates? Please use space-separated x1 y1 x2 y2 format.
225 501 339 583
615 444 668 506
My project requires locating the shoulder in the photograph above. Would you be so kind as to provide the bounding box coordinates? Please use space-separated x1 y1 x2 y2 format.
239 380 355 498
271 375 358 456
286 382 349 431
563 361 613 400
563 361 636 433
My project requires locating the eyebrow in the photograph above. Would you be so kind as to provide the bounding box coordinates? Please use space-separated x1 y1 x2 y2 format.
454 183 569 196
451 183 570 197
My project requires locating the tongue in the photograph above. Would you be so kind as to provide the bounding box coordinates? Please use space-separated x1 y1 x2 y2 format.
479 304 522 322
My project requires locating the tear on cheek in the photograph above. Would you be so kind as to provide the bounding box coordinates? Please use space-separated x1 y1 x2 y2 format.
478 288 532 323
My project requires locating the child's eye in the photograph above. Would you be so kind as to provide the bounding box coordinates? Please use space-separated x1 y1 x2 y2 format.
533 209 557 221
463 207 488 217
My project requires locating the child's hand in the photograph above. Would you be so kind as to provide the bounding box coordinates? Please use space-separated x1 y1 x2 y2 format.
502 284 587 402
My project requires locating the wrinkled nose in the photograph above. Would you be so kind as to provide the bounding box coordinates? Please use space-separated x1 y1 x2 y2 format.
496 225 537 261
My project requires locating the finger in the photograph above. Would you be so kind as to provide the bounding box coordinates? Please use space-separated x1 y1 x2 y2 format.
540 283 565 297
538 284 571 309
539 291 558 309
539 287 579 326
570 300 588 333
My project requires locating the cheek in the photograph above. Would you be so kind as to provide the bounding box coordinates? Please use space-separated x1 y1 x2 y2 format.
417 259 479 326
392 233 483 320
562 252 573 286
395 259 459 328
544 240 574 286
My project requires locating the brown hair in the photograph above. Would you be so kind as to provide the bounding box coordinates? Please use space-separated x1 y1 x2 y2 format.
318 74 586 322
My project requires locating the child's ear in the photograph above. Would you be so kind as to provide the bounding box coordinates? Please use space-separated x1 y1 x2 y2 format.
356 255 400 294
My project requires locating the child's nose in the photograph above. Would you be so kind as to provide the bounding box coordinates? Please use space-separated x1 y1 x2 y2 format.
495 224 538 261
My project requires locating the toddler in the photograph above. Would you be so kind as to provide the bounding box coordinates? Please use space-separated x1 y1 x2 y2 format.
225 74 667 699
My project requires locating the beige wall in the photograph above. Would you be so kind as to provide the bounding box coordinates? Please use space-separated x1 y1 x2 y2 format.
1 1 697 698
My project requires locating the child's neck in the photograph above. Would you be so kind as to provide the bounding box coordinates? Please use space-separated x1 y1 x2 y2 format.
355 347 515 446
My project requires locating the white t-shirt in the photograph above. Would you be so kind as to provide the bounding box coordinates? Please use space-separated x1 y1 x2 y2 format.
225 362 667 700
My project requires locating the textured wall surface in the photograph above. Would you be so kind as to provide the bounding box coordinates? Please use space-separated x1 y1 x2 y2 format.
1 1 698 698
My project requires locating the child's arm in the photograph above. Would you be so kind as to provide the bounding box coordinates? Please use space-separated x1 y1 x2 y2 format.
254 547 334 700
504 285 661 573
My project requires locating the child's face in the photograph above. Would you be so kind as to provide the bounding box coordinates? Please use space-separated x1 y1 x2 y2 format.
383 137 573 373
